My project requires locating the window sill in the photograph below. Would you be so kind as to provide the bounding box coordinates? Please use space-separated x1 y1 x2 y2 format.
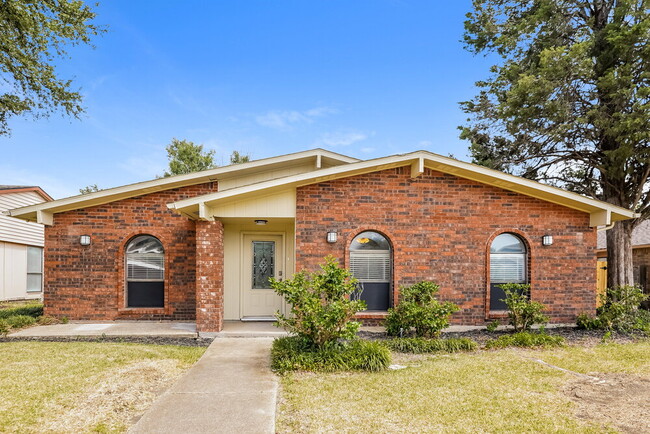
118 307 166 312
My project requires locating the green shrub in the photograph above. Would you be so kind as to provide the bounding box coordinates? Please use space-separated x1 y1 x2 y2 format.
0 319 9 336
5 315 36 329
270 256 365 349
575 312 602 330
271 336 391 374
37 315 59 325
0 303 43 319
385 281 459 338
500 283 548 332
61 316 69 324
598 285 650 334
383 337 477 353
486 319 500 332
485 331 565 349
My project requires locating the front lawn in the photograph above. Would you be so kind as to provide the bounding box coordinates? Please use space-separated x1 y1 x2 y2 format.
0 341 205 433
278 342 650 433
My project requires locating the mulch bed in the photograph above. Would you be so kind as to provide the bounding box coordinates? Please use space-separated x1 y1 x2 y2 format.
0 335 214 347
358 327 645 346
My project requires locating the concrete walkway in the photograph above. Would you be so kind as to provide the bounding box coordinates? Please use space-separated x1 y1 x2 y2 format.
129 337 277 434
8 321 197 337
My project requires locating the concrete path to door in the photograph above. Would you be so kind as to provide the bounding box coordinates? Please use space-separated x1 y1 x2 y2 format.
129 337 277 434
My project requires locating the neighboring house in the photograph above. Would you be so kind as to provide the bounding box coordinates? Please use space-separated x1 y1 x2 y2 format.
597 221 650 298
6 149 635 332
0 185 52 301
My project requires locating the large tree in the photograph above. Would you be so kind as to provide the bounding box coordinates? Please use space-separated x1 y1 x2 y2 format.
163 138 217 177
0 0 104 135
460 0 650 288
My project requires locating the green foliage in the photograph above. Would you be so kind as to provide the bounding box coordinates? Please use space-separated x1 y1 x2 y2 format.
386 281 459 338
0 0 105 135
486 319 500 332
79 184 101 195
578 285 650 334
383 337 477 353
61 316 69 324
0 303 43 319
230 150 251 164
500 283 548 332
271 336 391 374
163 138 217 177
37 316 59 325
0 320 8 337
460 1 650 251
5 315 36 329
485 332 565 349
271 256 365 349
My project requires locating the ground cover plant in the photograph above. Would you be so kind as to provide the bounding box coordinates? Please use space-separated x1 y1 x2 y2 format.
0 341 205 433
277 342 650 433
385 281 458 337
485 331 565 349
0 301 45 336
383 336 477 353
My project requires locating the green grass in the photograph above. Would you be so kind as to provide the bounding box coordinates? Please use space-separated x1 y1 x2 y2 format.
0 341 205 433
278 342 650 432
485 331 565 349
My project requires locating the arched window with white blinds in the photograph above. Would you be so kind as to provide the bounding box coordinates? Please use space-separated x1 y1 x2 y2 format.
126 235 165 308
350 231 392 310
489 233 528 311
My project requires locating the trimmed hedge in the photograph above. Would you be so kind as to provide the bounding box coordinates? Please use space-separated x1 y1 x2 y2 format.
383 337 477 353
0 303 43 319
5 315 37 329
485 332 565 349
271 336 391 374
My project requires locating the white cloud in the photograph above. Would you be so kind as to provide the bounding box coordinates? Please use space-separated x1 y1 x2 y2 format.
314 130 372 147
255 106 336 130
360 147 376 153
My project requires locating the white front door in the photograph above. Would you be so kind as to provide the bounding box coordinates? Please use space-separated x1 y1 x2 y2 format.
241 234 284 318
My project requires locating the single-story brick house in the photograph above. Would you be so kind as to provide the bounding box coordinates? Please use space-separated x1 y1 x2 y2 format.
6 149 636 332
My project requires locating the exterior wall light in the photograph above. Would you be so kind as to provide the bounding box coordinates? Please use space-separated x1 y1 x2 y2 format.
327 231 337 243
542 235 553 246
80 235 91 246
254 219 268 225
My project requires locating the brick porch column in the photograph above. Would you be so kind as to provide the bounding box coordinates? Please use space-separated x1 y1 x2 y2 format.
195 220 224 332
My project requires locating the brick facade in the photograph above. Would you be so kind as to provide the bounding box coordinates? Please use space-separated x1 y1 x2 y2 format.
195 220 225 332
44 183 218 321
295 167 597 325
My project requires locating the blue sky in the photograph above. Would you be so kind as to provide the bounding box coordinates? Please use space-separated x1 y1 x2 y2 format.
1 1 493 199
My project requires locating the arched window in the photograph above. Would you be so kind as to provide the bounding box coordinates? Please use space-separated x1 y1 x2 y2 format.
350 231 392 310
489 233 527 311
126 235 164 308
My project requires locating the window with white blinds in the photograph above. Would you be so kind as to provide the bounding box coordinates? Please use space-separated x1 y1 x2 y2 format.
126 236 164 281
490 233 527 284
350 252 391 282
490 254 526 283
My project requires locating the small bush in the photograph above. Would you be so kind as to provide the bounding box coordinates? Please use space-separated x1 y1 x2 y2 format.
384 337 477 353
576 312 602 330
271 336 391 374
5 315 36 329
500 283 548 332
386 281 459 338
61 316 69 324
598 285 650 334
0 319 9 336
271 256 365 349
0 303 43 319
485 332 565 349
486 320 500 332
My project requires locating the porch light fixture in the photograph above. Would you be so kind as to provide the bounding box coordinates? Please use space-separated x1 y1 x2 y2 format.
542 235 553 246
254 219 268 225
79 235 91 246
326 231 337 243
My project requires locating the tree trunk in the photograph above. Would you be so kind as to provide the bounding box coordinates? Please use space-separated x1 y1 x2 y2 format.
606 220 635 288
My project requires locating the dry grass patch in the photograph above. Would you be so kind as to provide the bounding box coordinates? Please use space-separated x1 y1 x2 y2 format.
278 343 650 433
0 341 205 433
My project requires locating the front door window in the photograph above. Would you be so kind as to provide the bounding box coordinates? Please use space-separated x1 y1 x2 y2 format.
252 241 275 289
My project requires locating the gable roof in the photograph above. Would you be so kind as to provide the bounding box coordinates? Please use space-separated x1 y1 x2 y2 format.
168 150 637 227
5 149 358 224
0 185 53 202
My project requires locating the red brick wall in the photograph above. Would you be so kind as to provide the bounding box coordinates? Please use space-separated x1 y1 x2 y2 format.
44 183 218 321
295 167 597 325
195 220 224 332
